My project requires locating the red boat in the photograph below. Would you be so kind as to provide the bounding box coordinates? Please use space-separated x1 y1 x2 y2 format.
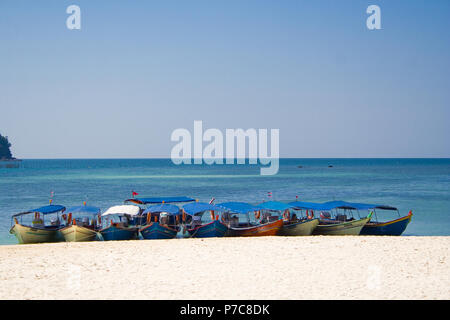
217 202 284 237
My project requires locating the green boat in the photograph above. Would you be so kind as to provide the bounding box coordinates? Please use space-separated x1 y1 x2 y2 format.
10 204 66 244
258 201 319 236
289 200 373 236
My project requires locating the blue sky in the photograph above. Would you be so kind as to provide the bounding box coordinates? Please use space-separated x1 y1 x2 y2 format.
0 0 449 158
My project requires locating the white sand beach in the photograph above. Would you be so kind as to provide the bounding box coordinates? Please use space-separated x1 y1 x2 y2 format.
0 236 448 300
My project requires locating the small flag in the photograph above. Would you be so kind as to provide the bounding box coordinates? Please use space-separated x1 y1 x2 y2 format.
268 192 272 198
132 191 139 198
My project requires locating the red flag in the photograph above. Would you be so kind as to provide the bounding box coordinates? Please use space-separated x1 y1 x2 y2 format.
132 191 139 198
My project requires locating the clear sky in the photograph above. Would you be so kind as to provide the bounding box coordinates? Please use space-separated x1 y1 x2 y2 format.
0 0 449 158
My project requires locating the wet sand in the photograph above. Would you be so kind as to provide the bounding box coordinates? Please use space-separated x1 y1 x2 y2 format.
0 236 448 300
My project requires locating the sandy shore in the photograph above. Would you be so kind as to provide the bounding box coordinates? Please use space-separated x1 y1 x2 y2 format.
0 236 448 300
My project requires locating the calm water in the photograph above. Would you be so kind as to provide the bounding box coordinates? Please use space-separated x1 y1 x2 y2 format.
1 158 449 244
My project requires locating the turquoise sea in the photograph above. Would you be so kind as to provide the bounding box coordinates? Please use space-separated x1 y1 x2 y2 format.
1 158 449 244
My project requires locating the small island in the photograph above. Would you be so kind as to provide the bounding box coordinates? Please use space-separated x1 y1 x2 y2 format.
0 133 21 168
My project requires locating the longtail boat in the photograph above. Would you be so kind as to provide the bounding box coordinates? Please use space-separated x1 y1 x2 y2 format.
10 204 66 244
217 202 283 237
182 202 228 238
99 205 140 241
60 205 101 242
289 201 372 236
139 204 181 240
350 203 413 236
258 201 319 236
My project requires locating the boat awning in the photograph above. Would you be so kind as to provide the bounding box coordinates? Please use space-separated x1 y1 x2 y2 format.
258 201 292 211
66 206 101 215
12 204 66 217
125 196 196 205
217 202 263 214
143 204 180 215
347 202 398 211
288 201 326 210
102 205 140 217
289 200 397 211
182 202 226 216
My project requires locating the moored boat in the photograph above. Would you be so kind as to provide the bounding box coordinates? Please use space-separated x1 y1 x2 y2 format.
258 201 319 236
139 204 181 240
60 205 101 242
182 202 228 238
217 202 283 237
351 203 413 236
10 204 66 244
289 201 372 236
99 205 140 241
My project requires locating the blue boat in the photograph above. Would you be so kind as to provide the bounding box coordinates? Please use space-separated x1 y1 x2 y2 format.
100 224 139 241
351 203 413 236
99 205 141 241
182 202 228 238
139 204 181 240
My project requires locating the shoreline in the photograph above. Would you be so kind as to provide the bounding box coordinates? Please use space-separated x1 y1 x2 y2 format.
0 236 448 300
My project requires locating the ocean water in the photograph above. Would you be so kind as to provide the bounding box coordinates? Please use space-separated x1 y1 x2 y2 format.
1 158 449 244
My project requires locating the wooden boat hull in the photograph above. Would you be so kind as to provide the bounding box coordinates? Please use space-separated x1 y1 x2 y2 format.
313 216 371 236
227 219 283 237
140 223 177 240
189 220 228 238
9 223 63 244
99 225 138 241
360 214 412 236
279 218 319 236
60 225 98 242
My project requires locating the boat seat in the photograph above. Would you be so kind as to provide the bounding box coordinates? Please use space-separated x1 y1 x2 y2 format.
320 212 331 219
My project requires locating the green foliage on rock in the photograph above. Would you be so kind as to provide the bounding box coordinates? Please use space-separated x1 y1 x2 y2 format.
0 133 13 159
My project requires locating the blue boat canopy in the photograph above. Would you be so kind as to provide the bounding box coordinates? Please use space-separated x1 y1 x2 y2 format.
66 206 101 215
217 202 263 214
182 202 226 216
289 200 398 211
346 202 398 211
143 204 181 215
13 204 66 217
258 201 292 211
288 201 356 211
288 201 326 210
126 196 195 205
